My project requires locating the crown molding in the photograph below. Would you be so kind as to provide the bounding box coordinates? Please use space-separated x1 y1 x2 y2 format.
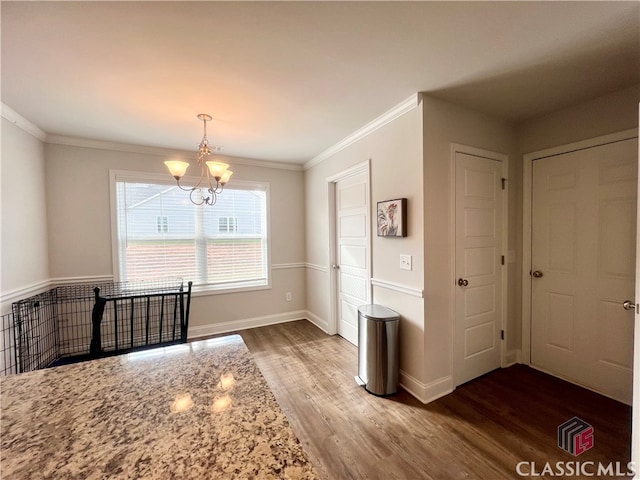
45 134 304 171
304 93 421 170
1 103 47 141
46 134 194 158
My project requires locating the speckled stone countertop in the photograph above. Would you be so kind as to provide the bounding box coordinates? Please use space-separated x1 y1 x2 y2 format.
1 335 318 479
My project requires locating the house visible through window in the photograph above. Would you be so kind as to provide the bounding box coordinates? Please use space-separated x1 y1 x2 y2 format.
156 215 168 233
218 217 238 233
112 173 269 292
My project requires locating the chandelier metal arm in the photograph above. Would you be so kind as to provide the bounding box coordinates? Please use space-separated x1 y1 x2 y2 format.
188 187 206 206
175 177 195 192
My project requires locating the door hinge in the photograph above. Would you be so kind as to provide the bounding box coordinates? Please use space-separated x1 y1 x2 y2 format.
501 178 507 190
501 330 504 340
501 255 505 265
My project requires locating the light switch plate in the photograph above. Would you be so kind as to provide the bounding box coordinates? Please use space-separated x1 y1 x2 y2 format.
400 254 412 271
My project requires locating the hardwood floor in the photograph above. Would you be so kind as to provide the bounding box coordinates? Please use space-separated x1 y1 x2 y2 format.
239 320 632 480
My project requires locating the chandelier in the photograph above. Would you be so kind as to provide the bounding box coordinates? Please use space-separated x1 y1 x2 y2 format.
164 114 233 206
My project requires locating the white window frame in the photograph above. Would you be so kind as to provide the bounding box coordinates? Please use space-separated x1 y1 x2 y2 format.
109 169 272 296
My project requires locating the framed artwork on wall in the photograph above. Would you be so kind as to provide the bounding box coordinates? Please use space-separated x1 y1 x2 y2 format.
377 198 407 237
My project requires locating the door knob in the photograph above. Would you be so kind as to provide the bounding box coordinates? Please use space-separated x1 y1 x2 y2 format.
532 270 544 278
457 278 469 287
332 264 340 270
622 300 636 311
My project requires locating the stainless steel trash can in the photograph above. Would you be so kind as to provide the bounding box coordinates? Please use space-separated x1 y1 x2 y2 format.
356 304 400 396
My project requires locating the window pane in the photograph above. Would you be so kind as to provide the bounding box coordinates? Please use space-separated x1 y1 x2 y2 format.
201 189 267 285
115 178 268 290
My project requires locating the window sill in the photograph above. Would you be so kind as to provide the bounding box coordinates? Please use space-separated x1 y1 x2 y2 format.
190 282 271 298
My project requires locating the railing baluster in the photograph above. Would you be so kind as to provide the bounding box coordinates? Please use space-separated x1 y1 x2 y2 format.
145 296 150 346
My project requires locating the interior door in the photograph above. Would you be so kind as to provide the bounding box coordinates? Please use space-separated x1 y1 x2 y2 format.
531 138 637 404
335 171 371 346
454 152 504 386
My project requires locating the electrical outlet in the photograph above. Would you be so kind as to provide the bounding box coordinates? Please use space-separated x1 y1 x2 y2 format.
400 254 412 271
286 292 292 301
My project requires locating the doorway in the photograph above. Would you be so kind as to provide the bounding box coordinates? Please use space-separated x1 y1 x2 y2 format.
328 161 371 346
523 130 638 405
452 144 508 386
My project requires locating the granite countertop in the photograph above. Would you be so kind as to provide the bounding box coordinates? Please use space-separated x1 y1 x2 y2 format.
1 335 318 479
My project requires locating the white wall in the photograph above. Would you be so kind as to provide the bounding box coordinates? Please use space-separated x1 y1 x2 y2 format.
1 118 49 309
421 95 518 393
304 101 426 392
518 85 639 155
44 142 306 334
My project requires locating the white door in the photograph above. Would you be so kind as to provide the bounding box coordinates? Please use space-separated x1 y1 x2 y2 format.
631 130 640 473
335 171 371 346
531 138 637 404
454 151 504 386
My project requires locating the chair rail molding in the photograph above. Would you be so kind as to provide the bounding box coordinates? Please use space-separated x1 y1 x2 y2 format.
371 278 424 298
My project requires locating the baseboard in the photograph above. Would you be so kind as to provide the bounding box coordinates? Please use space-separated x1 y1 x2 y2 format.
399 371 454 404
504 349 519 367
188 310 308 339
304 310 329 333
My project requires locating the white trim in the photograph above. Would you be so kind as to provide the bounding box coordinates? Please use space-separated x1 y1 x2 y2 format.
51 275 114 286
1 275 115 305
326 159 372 183
187 310 308 339
450 143 509 384
399 371 454 404
305 94 420 170
523 129 638 162
47 134 303 171
305 263 328 273
190 283 271 297
304 310 329 333
1 103 47 141
327 181 338 336
370 278 424 298
1 279 52 304
521 129 639 366
272 263 306 270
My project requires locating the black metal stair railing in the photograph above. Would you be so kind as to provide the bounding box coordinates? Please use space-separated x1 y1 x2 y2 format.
1 278 192 376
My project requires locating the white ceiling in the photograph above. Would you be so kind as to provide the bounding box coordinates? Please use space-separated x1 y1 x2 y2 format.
2 1 638 164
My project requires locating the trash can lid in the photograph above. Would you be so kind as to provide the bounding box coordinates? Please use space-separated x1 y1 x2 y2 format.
358 304 400 321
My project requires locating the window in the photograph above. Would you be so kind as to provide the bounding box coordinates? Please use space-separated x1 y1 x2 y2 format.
156 215 168 233
112 172 269 292
218 216 238 233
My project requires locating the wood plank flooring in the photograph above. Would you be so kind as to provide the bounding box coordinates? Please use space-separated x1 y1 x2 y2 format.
239 320 631 480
